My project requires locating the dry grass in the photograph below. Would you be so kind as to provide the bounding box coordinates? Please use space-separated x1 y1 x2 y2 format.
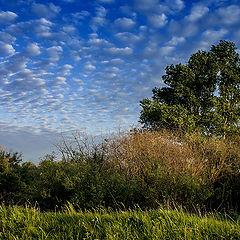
105 129 240 183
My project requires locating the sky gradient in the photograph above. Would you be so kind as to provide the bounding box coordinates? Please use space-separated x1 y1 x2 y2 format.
0 0 240 162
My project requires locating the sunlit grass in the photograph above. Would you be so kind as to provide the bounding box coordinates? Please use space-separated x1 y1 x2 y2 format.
0 204 239 239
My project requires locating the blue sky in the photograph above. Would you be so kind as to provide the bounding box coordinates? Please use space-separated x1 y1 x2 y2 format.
0 0 240 162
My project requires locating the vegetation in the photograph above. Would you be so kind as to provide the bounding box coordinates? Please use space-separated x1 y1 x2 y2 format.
0 129 239 213
0 204 239 239
140 40 240 137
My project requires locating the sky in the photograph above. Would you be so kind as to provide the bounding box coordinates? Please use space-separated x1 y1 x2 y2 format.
0 0 240 162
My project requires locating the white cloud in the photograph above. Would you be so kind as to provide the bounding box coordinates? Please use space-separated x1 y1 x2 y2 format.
134 0 158 11
49 3 61 14
25 43 41 56
114 17 136 30
7 69 45 92
90 6 108 31
60 64 73 76
115 32 142 44
0 11 17 24
47 46 63 61
31 2 61 18
169 20 198 37
199 29 228 48
186 5 209 22
5 56 28 73
91 17 107 32
62 25 76 33
149 13 168 28
168 36 185 45
218 5 240 25
38 18 53 26
55 76 67 85
72 11 90 20
165 0 184 12
0 32 16 43
104 47 133 56
0 41 15 56
85 62 96 71
88 36 110 47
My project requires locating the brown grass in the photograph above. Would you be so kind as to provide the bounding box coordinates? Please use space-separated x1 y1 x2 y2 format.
105 129 240 183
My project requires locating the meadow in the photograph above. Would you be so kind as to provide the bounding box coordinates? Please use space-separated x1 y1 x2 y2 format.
0 204 239 239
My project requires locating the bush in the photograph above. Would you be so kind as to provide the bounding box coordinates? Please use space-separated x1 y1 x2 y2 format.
0 129 239 213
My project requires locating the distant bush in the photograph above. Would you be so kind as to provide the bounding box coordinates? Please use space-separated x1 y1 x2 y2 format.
0 129 239 213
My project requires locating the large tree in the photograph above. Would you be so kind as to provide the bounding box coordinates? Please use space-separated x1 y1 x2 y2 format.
140 40 240 137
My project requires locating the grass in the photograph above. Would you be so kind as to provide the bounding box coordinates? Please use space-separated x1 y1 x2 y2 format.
0 204 239 239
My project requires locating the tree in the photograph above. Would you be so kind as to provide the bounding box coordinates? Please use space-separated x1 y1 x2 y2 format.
140 40 240 137
0 149 23 204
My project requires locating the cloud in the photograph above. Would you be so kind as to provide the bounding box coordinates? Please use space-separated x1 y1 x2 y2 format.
91 6 107 31
148 13 168 28
85 62 96 71
0 41 15 56
217 5 240 25
88 34 110 47
31 2 61 19
198 29 228 49
72 11 90 21
159 46 175 55
167 36 185 45
165 0 184 12
115 32 142 44
3 55 27 73
6 70 45 93
0 31 16 43
133 0 158 11
104 46 133 56
47 46 63 61
25 43 41 56
186 5 209 22
0 11 17 24
59 64 73 76
55 76 67 85
169 20 199 37
114 17 136 30
6 18 54 39
1 0 240 164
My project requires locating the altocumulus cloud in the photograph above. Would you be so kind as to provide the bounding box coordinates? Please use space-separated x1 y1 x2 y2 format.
0 0 239 162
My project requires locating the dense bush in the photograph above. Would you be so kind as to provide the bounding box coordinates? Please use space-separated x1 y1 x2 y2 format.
0 129 239 212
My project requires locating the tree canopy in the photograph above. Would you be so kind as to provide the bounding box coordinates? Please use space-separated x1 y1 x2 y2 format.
140 40 240 137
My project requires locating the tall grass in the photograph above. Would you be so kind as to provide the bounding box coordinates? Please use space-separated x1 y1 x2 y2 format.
0 204 239 239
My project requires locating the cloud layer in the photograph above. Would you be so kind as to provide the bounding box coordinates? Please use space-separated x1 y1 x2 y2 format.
0 0 239 162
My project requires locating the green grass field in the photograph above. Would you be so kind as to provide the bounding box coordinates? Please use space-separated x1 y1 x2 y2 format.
0 205 239 240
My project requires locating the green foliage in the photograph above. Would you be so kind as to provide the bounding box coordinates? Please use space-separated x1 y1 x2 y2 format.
140 40 240 137
0 150 23 204
0 129 239 213
0 205 239 239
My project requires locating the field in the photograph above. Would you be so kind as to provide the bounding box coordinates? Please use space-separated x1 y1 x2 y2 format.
0 204 240 240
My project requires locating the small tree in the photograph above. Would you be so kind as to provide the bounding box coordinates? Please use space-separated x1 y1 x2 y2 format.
140 40 240 137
